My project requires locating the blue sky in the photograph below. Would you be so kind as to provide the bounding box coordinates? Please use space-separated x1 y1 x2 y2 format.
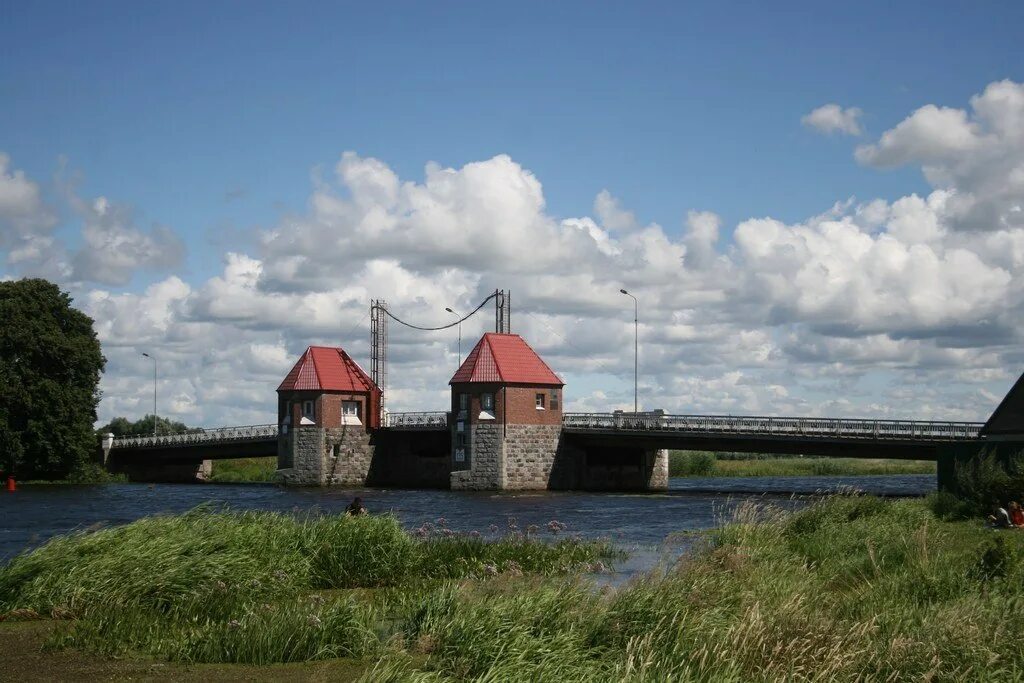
2 1 1023 425
5 1 1020 283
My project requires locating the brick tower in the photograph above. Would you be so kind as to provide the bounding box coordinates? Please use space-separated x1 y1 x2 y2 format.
448 333 564 490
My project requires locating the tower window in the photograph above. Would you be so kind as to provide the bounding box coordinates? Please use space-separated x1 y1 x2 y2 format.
481 393 494 411
535 393 545 409
303 401 314 419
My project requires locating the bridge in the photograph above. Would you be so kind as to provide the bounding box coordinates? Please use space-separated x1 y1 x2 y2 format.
103 410 987 483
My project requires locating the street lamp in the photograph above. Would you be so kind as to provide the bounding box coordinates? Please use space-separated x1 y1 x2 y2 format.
141 352 157 436
445 307 462 366
619 289 638 414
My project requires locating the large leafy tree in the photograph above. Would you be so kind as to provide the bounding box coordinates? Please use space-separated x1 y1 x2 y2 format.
0 279 106 479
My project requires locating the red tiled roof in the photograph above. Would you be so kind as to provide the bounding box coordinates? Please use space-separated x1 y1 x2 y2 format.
450 333 563 386
277 346 377 393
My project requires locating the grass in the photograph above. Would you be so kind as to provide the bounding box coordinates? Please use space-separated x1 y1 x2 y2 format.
3 497 1021 680
365 496 1024 681
670 451 936 477
0 508 614 672
208 457 278 483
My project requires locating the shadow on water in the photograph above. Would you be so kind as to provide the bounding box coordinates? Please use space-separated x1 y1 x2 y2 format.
0 474 935 578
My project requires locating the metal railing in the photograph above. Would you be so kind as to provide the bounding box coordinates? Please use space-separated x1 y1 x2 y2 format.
383 411 449 430
562 412 984 442
113 424 278 449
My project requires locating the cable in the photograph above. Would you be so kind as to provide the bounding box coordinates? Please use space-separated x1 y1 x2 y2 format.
342 308 370 340
378 292 498 331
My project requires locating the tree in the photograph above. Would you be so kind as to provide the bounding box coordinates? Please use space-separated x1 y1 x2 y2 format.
0 279 105 479
98 415 198 437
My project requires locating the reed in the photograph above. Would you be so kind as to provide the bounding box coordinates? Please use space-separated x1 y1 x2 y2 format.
208 457 277 483
6 496 1022 679
669 451 936 478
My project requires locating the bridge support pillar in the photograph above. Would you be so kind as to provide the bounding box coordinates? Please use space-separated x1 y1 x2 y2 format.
275 426 375 486
646 448 669 491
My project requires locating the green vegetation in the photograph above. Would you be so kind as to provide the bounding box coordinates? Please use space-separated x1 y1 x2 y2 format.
670 450 936 477
209 457 278 483
926 450 1024 520
97 414 200 438
4 497 1021 680
0 278 105 480
0 508 612 675
369 497 1024 680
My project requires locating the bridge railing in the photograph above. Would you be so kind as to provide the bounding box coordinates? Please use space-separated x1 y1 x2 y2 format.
113 424 279 449
383 411 449 430
562 412 983 441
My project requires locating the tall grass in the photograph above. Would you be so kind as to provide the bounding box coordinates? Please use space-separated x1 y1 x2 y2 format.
0 508 613 667
367 496 1024 681
208 457 277 483
669 451 936 478
6 497 1023 679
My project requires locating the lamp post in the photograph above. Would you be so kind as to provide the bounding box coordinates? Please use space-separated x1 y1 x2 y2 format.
445 307 462 366
141 352 157 436
619 289 638 414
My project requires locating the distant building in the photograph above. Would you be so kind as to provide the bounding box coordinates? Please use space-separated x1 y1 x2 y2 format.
448 333 564 489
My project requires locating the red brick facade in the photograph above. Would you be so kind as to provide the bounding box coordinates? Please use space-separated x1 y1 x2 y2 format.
278 391 374 432
449 384 562 426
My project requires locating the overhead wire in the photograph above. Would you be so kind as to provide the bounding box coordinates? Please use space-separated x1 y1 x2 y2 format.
377 291 498 331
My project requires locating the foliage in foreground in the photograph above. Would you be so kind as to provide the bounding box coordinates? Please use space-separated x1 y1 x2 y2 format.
0 509 611 666
363 496 1024 681
5 497 1024 681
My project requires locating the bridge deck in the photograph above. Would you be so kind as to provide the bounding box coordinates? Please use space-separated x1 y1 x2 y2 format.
109 411 984 452
562 413 983 442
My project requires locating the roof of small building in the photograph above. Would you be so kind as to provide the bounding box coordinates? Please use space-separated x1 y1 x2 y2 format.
450 333 563 386
277 346 378 393
982 369 1024 436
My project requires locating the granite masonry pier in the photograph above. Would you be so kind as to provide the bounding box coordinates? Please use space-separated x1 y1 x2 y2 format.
273 334 669 492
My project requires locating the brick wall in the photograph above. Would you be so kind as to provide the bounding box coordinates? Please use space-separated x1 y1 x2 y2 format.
278 391 370 431
449 383 562 426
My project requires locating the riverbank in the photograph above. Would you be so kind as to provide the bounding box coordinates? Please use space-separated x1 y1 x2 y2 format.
208 457 277 483
670 451 936 477
2 495 1020 680
207 455 938 484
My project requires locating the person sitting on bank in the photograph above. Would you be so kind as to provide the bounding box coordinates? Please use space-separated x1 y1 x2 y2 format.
345 497 367 516
989 505 1013 528
1010 501 1024 527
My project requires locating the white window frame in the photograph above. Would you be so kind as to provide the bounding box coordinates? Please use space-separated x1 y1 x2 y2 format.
303 400 314 418
535 393 545 410
342 401 360 417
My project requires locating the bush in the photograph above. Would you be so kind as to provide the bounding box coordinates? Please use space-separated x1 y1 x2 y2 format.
925 491 974 521
669 451 717 476
953 450 1024 516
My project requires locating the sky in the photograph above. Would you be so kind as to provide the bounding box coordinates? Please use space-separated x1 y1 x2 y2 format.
2 1 1023 427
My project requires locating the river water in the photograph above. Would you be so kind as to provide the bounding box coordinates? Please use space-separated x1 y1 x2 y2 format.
0 475 934 577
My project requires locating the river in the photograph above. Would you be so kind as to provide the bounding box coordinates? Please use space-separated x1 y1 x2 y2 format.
0 474 934 577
